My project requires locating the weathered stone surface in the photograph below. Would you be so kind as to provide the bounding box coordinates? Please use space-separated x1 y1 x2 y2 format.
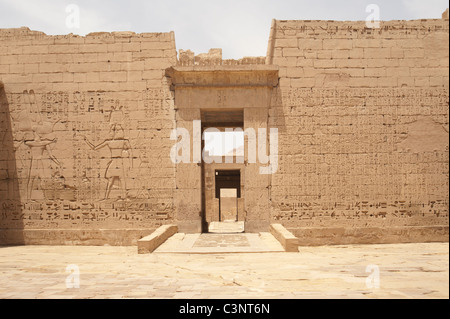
137 224 177 254
1 243 448 298
0 11 448 246
270 224 299 252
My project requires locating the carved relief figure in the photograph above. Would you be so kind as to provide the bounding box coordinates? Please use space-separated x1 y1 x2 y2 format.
25 132 61 199
83 125 133 200
10 90 62 200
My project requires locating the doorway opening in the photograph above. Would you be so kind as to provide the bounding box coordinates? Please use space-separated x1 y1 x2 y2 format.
200 109 245 233
215 170 241 222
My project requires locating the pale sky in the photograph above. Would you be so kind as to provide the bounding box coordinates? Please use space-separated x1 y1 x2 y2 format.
204 131 244 156
0 0 448 59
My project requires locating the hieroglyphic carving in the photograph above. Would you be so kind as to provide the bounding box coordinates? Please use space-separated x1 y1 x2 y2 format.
0 199 174 228
277 87 449 113
1 89 175 230
271 86 448 229
276 19 449 37
273 200 449 227
143 89 172 119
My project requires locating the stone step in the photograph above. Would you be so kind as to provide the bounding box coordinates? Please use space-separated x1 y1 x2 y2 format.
208 221 245 234
154 232 285 254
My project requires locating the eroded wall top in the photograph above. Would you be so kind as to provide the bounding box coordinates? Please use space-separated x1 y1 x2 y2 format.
177 48 266 66
0 27 177 93
267 15 449 89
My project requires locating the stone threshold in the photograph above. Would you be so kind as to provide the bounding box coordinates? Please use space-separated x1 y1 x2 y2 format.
154 232 285 254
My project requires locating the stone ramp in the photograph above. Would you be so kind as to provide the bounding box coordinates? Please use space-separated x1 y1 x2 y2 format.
154 232 285 254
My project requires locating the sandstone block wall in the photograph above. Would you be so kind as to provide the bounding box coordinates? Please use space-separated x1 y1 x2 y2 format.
0 28 177 245
267 18 449 244
0 14 448 246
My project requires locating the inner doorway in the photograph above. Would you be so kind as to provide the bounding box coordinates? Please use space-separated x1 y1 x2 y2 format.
207 169 244 233
220 189 237 221
201 109 245 233
216 170 240 222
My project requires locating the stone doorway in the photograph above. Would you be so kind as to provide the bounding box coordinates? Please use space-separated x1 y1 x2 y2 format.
201 110 245 234
208 170 244 233
220 188 238 222
167 65 278 234
216 170 240 222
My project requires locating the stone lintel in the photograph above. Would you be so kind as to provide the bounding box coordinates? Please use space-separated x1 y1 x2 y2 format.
166 65 279 89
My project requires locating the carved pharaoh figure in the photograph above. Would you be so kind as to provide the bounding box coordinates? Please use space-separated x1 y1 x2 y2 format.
10 90 62 200
83 125 132 200
25 131 61 200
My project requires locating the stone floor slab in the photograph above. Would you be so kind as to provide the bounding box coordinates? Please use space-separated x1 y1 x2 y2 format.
208 221 245 233
0 243 448 299
154 232 285 253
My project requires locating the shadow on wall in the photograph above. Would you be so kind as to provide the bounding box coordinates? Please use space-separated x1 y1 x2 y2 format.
0 83 24 246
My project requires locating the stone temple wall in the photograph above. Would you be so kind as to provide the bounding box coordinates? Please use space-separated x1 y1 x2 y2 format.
0 13 448 246
0 28 178 245
267 18 449 244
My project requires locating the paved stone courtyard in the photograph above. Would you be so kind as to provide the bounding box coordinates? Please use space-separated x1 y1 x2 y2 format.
0 242 448 299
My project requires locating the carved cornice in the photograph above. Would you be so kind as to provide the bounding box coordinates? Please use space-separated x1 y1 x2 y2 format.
165 65 279 90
